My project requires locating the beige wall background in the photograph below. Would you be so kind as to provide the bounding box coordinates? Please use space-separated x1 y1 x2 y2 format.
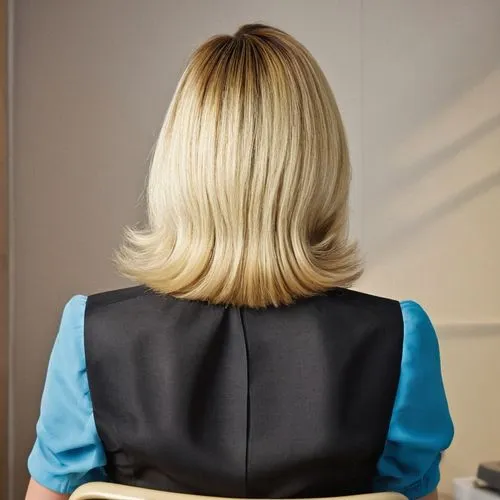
10 1 500 499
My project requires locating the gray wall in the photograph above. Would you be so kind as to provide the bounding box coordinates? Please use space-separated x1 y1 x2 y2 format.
12 1 500 499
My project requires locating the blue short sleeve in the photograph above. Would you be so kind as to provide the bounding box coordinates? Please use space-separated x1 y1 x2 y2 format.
28 295 107 494
374 301 454 499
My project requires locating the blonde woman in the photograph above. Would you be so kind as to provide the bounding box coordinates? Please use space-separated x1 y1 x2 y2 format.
26 24 453 500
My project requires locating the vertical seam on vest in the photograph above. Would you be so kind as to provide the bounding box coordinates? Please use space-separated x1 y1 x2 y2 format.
238 308 251 497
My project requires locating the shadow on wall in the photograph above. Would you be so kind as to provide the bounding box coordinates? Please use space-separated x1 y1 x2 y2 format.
372 170 500 259
365 69 500 261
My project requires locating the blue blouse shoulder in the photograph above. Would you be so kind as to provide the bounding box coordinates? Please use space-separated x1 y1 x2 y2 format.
374 300 454 499
28 295 107 494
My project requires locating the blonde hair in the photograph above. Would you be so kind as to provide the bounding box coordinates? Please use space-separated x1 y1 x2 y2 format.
117 24 362 308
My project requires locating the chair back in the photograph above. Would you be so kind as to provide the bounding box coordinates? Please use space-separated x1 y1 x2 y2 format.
69 482 407 500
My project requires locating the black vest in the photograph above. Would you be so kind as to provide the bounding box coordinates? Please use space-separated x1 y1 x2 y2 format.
85 286 403 498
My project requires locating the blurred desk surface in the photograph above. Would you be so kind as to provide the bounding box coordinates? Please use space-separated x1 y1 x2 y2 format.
454 478 500 500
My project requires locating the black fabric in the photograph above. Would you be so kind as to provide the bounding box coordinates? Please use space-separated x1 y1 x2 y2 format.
85 287 404 498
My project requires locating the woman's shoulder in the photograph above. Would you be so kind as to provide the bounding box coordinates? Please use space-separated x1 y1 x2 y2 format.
57 287 149 325
328 288 412 317
86 285 149 308
335 289 432 319
331 290 437 342
55 287 151 345
398 300 440 357
331 287 403 306
399 299 433 324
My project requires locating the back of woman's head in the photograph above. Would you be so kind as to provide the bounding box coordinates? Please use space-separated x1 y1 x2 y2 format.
117 24 362 308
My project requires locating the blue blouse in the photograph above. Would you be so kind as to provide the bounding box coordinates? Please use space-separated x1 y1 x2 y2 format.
28 296 453 497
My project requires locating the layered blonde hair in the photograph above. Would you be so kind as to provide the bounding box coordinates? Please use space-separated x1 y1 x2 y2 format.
117 24 362 308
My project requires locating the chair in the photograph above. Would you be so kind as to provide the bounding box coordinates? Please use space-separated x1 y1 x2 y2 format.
69 482 407 500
